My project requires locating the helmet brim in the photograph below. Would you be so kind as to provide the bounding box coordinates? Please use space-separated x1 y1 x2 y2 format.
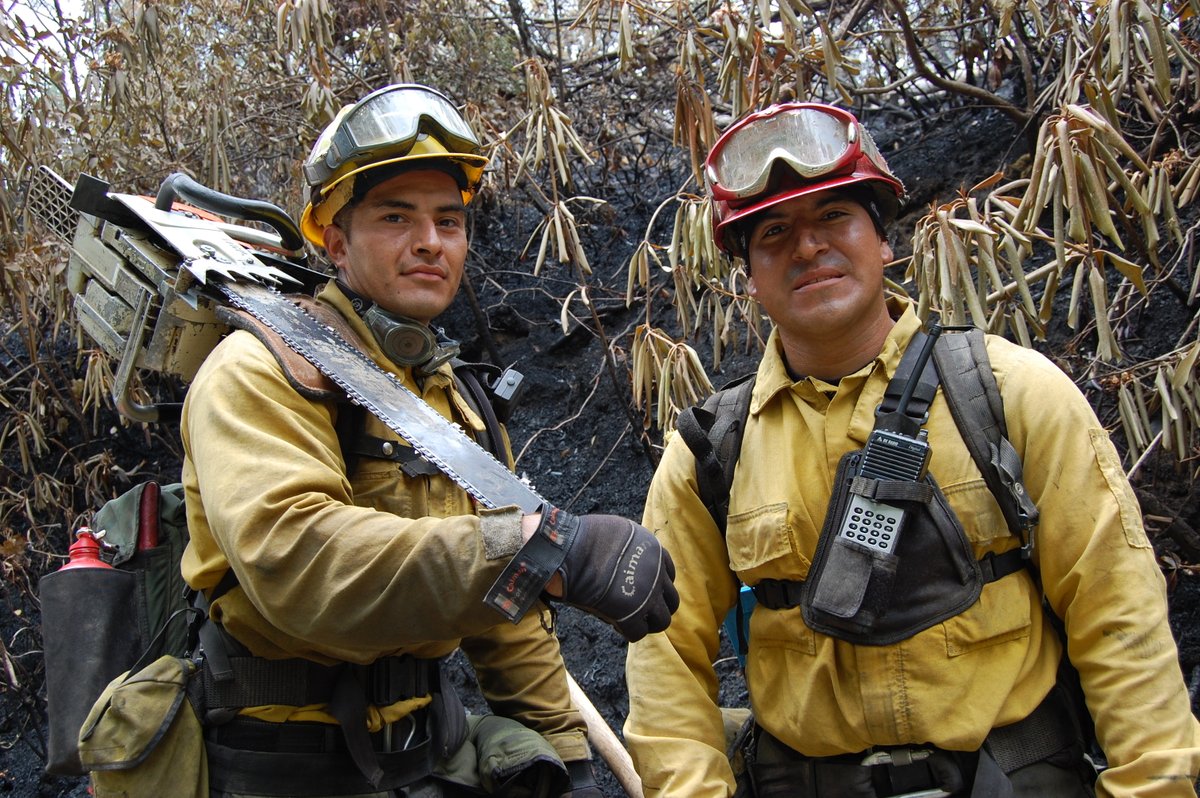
714 173 902 257
301 151 489 247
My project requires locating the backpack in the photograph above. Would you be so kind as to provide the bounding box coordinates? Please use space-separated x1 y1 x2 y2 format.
39 482 194 776
676 326 1097 760
38 360 516 777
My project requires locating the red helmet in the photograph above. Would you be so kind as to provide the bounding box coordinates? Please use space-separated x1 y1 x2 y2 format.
705 102 905 257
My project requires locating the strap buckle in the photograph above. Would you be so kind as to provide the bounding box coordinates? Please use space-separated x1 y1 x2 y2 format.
859 749 952 798
861 748 934 767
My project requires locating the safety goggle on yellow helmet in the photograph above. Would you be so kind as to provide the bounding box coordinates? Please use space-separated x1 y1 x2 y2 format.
705 103 904 256
300 84 489 247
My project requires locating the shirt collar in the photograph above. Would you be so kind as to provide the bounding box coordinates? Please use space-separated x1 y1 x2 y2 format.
749 295 923 417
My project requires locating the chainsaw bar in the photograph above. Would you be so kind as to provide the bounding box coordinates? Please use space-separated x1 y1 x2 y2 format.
220 281 545 513
34 166 541 512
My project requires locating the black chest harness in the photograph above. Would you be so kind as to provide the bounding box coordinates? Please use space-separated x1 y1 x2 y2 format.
677 326 1097 792
677 325 1039 647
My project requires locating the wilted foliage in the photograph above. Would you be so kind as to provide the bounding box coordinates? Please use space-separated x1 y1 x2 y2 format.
0 4 1198 782
617 0 1200 451
2 0 1199 595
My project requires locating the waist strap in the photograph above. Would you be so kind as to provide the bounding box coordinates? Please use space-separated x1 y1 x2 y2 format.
753 547 1025 611
205 712 436 795
751 686 1082 797
200 654 434 711
752 732 972 798
206 711 425 754
201 656 441 792
984 684 1083 773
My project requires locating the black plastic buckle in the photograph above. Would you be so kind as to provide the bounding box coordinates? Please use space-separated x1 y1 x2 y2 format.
488 367 525 423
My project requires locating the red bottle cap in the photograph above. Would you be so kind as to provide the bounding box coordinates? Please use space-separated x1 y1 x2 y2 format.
59 527 114 570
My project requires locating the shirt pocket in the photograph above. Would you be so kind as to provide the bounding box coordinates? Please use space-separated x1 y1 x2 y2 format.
750 606 817 657
939 478 1010 545
942 570 1033 656
726 502 810 579
351 457 418 516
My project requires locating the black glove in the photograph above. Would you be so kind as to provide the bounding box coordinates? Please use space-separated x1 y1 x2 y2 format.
543 506 678 641
559 759 602 798
484 505 678 640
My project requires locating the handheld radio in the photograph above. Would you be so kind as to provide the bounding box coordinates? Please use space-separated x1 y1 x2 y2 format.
836 326 941 555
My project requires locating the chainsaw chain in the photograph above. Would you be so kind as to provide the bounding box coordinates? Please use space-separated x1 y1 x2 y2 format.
218 280 544 511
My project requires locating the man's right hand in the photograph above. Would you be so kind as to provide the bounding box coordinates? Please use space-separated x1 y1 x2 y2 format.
535 506 678 641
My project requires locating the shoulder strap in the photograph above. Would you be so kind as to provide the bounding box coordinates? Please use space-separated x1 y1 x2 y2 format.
450 360 510 464
215 296 369 401
935 330 1097 752
676 374 755 534
677 375 755 658
335 361 512 478
877 328 941 436
932 328 1040 545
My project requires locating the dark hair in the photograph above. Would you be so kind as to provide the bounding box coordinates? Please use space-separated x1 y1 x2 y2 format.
331 160 470 239
840 184 888 239
735 184 889 265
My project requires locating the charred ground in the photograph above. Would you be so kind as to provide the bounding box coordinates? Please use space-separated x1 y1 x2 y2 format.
2 104 1199 797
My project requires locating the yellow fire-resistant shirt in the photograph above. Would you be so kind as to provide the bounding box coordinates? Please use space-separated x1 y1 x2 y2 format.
625 300 1200 797
180 282 588 762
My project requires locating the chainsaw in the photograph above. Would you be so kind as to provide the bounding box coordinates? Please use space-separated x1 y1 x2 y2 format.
27 167 542 512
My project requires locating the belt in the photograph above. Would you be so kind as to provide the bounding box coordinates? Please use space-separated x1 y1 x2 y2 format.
204 713 436 794
752 732 970 798
200 654 434 713
205 712 424 754
750 686 1083 797
198 654 441 793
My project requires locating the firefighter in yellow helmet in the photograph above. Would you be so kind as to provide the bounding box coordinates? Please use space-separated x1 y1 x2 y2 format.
180 83 677 797
623 101 1200 796
299 84 489 247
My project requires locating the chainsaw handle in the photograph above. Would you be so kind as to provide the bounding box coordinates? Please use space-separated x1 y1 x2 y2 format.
155 172 306 253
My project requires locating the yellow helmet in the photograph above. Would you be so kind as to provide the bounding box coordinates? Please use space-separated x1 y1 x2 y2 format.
299 83 489 247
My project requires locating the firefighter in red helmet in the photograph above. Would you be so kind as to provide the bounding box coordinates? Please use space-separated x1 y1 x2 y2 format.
624 101 1200 797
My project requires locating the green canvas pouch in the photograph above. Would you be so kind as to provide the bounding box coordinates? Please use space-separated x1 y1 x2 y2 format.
78 655 207 798
431 714 569 796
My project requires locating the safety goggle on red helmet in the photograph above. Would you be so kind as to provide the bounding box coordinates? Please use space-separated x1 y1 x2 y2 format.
704 102 905 256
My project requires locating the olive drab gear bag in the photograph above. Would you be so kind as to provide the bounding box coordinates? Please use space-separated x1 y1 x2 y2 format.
77 655 207 798
39 481 200 776
431 714 571 796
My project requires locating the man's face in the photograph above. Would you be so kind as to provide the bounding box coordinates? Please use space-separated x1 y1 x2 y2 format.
322 169 468 324
745 188 893 349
